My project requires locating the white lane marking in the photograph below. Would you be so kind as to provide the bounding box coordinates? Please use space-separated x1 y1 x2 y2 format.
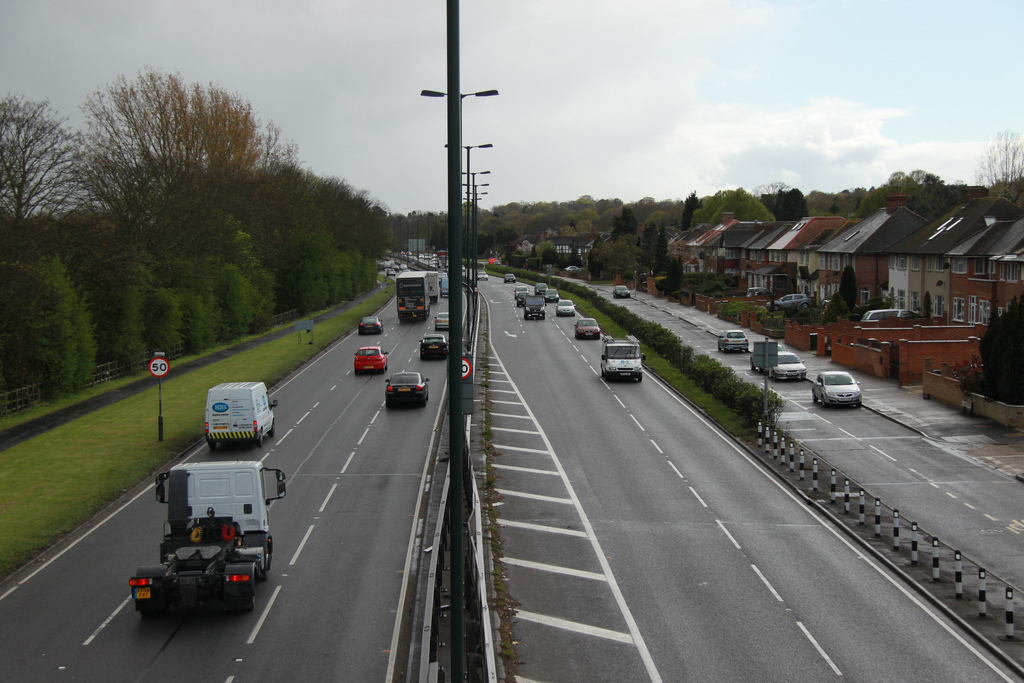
341 451 356 474
716 519 740 548
614 395 626 409
357 427 370 445
276 428 294 445
83 595 131 645
491 426 542 435
751 564 784 602
312 402 320 409
650 440 663 454
495 489 573 505
296 410 311 425
515 611 633 645
668 461 684 479
289 525 315 565
689 487 708 508
630 414 645 431
492 463 560 475
370 410 380 424
492 444 551 455
331 384 337 391
491 412 531 419
797 621 843 676
502 557 607 581
497 519 589 537
246 585 283 645
319 484 338 513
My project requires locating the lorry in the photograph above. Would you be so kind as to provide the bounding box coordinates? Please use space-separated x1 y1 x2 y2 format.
129 461 287 615
600 335 645 382
205 382 277 449
523 295 546 320
425 270 439 303
396 270 431 321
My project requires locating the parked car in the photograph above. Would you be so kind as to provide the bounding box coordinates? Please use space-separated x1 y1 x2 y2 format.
353 346 388 375
543 288 560 303
434 311 449 330
717 330 749 352
745 287 770 297
812 371 862 407
574 318 601 339
556 299 575 316
859 308 924 322
504 273 517 283
613 285 631 299
358 316 383 335
419 333 449 359
768 351 806 381
385 372 429 407
565 266 581 274
766 293 811 311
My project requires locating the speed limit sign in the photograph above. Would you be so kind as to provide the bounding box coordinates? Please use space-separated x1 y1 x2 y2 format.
148 357 170 378
461 357 472 380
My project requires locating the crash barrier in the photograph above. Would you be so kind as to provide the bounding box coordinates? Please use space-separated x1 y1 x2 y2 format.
419 424 496 683
758 427 1023 666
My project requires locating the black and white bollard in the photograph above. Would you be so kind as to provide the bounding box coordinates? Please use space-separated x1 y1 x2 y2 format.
911 522 919 565
874 498 882 538
779 433 786 464
893 509 900 552
858 490 866 526
932 538 941 582
799 448 805 480
954 550 963 599
1007 588 1015 640
843 479 850 514
830 469 837 504
758 421 763 449
788 441 795 473
764 425 771 454
979 569 987 618
812 459 819 492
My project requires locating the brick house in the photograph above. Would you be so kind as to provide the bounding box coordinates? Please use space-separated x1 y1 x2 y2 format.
945 215 1024 323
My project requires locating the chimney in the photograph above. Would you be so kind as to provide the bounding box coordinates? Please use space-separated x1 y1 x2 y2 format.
721 211 734 224
961 186 989 203
885 193 907 213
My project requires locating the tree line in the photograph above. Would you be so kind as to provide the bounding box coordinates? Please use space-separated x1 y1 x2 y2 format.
0 70 388 401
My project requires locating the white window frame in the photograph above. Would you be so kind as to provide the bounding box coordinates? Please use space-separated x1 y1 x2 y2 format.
968 295 978 323
979 300 991 324
952 296 965 322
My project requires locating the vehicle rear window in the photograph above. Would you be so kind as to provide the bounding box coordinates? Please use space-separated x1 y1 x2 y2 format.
357 348 378 356
392 373 419 384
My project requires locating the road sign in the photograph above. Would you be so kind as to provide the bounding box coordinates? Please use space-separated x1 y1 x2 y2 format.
462 357 472 380
148 357 170 378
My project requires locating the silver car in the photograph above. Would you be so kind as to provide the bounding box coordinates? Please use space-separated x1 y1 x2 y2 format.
812 371 862 407
717 330 749 352
768 352 806 381
556 299 576 316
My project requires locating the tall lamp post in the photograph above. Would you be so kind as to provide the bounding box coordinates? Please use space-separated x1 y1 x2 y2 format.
465 170 490 288
461 145 492 289
421 80 497 682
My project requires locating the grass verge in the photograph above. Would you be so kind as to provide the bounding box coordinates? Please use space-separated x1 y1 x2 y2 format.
0 287 394 580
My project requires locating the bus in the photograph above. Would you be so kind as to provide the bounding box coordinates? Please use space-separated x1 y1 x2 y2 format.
396 271 431 321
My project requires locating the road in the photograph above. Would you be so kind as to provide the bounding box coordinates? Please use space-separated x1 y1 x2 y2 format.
0 297 449 683
478 278 1020 682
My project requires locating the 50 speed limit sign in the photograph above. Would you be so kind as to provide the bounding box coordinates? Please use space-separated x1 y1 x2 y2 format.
148 357 170 378
461 357 472 380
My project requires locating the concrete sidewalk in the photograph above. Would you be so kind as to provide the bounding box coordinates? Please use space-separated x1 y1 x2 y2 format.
589 283 1024 481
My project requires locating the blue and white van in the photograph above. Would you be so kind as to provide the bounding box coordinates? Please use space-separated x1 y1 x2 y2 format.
205 382 277 449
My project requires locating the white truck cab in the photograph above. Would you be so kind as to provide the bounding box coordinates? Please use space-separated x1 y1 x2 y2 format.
600 335 645 382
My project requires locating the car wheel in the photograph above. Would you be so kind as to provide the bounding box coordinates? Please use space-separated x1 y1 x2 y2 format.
267 421 275 438
637 374 643 383
854 401 862 408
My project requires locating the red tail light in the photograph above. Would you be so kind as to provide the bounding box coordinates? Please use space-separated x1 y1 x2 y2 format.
205 422 209 435
227 574 251 583
253 420 258 432
129 577 152 587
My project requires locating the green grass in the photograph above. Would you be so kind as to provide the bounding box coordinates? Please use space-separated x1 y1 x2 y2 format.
0 287 395 580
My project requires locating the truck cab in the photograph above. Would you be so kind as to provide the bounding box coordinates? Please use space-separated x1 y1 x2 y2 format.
600 335 645 382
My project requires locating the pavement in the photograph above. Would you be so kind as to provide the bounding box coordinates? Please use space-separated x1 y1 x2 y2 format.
586 283 1024 482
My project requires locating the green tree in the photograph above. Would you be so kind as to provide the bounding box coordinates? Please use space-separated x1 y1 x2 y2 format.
655 226 669 274
981 298 1024 403
820 291 851 325
665 258 683 294
587 233 607 276
610 207 638 240
680 191 701 229
692 188 773 226
839 266 857 310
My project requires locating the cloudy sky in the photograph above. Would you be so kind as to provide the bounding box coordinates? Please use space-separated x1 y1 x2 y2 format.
3 1 1021 216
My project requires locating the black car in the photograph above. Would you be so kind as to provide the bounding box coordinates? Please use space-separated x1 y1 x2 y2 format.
543 288 560 303
420 333 449 359
613 285 630 299
385 372 429 407
358 316 383 334
524 295 545 320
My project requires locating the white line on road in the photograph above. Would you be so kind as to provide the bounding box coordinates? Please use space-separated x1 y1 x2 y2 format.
689 486 708 508
319 484 338 513
497 519 588 537
495 489 573 505
751 564 784 602
870 444 897 461
246 585 282 645
716 520 740 548
341 451 356 474
491 426 542 435
668 461 684 479
276 428 294 445
515 610 633 645
797 621 842 676
650 440 663 454
630 414 645 431
502 557 607 581
492 463 560 475
491 443 551 455
614 395 626 409
296 410 311 425
289 525 315 566
357 427 370 445
83 595 132 645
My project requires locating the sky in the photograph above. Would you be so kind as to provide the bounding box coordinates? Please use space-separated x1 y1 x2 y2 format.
3 0 1022 216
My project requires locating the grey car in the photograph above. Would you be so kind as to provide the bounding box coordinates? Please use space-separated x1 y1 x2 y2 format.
717 330 749 352
767 293 811 311
812 371 862 407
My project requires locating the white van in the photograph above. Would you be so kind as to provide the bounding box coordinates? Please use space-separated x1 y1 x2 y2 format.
205 382 277 449
600 335 645 382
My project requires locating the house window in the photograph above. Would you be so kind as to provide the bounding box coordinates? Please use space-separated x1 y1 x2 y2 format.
968 295 977 323
974 258 989 277
910 291 919 313
979 300 991 324
860 288 870 304
911 256 920 271
1000 262 1019 282
953 296 965 322
896 289 906 308
897 254 907 270
950 257 967 274
933 295 945 316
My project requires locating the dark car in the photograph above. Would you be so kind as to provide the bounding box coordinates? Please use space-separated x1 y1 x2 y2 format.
574 318 601 339
504 273 516 283
420 333 449 359
613 285 630 299
543 288 560 303
514 285 530 306
385 372 429 407
358 316 383 334
524 295 545 320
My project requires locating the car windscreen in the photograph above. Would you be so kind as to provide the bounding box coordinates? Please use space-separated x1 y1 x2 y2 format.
824 374 855 385
607 346 639 359
777 353 801 364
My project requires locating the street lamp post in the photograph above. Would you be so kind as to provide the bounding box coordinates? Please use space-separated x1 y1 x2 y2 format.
461 145 492 290
464 170 490 288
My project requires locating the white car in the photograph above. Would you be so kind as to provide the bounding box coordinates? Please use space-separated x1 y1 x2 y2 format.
434 312 450 330
812 371 862 407
556 300 576 316
477 271 488 281
768 351 806 381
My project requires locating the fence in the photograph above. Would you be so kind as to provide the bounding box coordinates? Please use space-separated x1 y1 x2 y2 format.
0 384 42 417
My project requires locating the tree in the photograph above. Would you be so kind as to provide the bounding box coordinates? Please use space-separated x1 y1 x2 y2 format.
691 188 773 226
655 225 669 274
587 233 607 276
775 188 808 221
839 265 857 310
820 290 850 325
976 130 1024 205
665 258 683 294
603 235 643 276
610 207 638 240
0 94 80 226
854 170 963 221
680 191 701 229
641 221 658 273
981 297 1024 404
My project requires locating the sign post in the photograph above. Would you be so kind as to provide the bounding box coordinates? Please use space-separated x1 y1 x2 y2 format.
148 353 170 441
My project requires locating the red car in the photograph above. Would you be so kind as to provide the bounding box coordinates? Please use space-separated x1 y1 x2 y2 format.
354 346 388 374
574 317 601 339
